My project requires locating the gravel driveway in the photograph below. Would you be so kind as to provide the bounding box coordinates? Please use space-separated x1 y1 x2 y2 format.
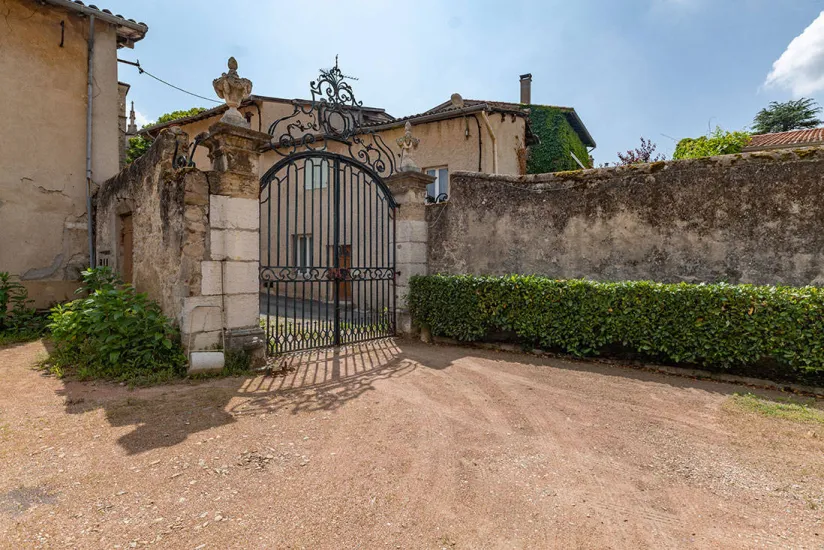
1 339 823 549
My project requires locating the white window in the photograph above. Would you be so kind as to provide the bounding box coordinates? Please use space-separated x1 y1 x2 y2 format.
293 234 313 273
304 158 329 190
425 167 449 199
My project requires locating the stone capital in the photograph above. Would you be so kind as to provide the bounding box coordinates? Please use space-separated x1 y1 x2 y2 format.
201 122 270 177
386 171 435 208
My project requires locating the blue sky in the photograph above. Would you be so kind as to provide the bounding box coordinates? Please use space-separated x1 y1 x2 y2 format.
112 0 824 165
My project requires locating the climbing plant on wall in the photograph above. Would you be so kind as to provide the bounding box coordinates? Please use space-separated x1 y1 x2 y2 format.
526 106 591 174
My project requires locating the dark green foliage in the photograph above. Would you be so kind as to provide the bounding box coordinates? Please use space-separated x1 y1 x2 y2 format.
47 267 186 383
126 135 152 164
409 275 824 375
153 108 208 126
125 107 207 165
673 127 752 160
0 272 47 344
526 106 591 173
753 98 822 134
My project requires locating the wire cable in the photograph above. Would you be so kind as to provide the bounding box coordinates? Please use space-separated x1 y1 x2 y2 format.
119 59 221 104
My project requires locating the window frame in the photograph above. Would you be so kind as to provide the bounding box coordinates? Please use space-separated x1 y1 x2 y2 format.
292 234 314 274
424 166 449 199
304 158 329 190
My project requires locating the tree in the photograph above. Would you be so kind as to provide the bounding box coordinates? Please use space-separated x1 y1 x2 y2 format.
616 137 665 165
752 98 822 134
672 127 751 160
126 107 207 164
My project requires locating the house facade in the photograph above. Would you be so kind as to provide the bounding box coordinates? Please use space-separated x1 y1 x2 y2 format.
0 0 147 306
142 74 595 185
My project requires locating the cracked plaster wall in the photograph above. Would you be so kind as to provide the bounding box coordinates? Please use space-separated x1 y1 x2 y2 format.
0 0 120 307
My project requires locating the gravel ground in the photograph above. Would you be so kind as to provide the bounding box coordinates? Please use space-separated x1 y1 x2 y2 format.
1 339 823 549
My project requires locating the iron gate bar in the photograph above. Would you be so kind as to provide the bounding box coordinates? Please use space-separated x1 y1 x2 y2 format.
260 60 399 354
260 151 397 354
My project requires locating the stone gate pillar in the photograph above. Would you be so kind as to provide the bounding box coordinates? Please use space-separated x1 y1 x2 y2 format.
386 128 435 335
181 58 269 370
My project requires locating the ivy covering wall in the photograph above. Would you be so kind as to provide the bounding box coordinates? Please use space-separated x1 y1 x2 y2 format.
526 106 590 173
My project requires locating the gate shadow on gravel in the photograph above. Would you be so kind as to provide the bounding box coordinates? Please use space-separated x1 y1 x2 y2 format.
56 338 446 455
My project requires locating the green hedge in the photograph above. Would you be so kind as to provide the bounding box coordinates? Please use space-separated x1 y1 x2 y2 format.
408 275 824 374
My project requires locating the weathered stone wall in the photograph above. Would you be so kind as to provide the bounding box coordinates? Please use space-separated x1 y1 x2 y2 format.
95 129 208 323
429 148 824 286
0 0 122 307
96 121 269 360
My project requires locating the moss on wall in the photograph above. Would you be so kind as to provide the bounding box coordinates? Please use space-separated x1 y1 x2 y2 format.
526 106 590 174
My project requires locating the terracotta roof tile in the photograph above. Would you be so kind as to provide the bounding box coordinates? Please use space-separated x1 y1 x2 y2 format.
746 128 824 149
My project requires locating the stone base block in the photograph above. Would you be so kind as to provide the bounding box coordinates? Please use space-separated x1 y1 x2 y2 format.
226 326 267 367
396 311 417 337
180 296 222 333
187 329 223 351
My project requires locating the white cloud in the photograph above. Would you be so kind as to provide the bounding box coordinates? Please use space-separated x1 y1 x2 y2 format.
133 110 152 128
765 11 824 96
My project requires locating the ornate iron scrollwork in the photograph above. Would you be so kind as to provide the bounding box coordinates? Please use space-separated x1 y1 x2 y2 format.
425 192 449 204
266 57 397 178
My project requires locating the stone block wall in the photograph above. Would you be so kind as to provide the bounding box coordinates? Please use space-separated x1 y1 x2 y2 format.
95 128 204 320
428 148 824 287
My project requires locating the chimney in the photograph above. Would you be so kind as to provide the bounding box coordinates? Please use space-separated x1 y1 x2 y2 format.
519 73 532 105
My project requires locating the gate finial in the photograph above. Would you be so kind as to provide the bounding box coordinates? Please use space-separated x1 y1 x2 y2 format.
397 121 421 172
213 57 253 128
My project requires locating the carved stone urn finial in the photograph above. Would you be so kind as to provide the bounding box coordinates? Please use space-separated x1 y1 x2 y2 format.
396 121 421 172
213 57 253 127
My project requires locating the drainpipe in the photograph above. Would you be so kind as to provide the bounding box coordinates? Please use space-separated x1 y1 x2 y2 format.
85 15 96 267
478 111 498 174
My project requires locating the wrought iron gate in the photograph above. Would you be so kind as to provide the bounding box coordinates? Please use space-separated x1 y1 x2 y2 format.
259 59 398 354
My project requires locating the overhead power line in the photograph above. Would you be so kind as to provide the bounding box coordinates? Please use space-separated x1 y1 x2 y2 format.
118 58 221 104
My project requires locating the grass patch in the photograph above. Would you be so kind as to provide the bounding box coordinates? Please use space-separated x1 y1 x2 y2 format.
0 332 42 347
727 393 824 425
223 349 252 375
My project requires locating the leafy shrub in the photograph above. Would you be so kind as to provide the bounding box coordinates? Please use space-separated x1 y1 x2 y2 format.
408 275 824 376
673 127 752 160
48 267 186 383
0 272 47 344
